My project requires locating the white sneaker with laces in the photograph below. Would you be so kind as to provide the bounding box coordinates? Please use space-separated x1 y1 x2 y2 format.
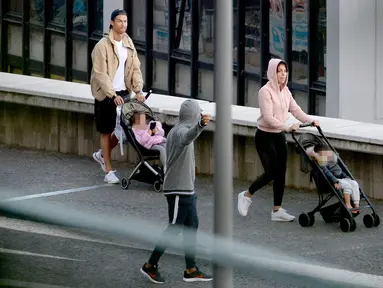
93 149 106 173
104 170 120 184
238 191 252 216
271 208 295 222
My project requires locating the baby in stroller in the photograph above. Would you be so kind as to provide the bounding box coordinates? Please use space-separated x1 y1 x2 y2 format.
131 113 167 172
306 143 360 213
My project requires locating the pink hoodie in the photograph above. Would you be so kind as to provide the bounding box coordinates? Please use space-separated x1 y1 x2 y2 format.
132 121 166 150
257 58 313 133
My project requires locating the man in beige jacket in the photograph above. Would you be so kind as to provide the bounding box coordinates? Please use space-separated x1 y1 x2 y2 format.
90 8 144 184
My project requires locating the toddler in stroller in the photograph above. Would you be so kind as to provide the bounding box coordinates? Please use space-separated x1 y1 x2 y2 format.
116 95 165 192
306 143 360 213
131 113 167 173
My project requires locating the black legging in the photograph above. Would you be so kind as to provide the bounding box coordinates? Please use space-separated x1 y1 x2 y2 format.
248 129 288 207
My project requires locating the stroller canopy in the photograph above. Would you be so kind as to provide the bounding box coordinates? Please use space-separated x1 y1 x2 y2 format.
121 99 155 126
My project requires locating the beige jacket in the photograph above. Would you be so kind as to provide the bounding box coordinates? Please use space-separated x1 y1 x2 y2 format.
90 30 144 101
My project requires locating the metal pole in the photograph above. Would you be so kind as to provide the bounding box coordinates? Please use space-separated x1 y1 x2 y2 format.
213 0 233 286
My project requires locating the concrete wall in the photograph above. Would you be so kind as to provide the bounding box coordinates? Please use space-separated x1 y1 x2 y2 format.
327 0 383 124
2 100 383 200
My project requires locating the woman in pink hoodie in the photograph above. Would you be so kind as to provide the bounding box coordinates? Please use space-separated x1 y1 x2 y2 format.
132 113 167 172
237 58 319 222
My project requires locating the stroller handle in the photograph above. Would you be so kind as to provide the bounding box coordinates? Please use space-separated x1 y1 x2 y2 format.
145 89 153 100
291 121 325 142
299 121 314 128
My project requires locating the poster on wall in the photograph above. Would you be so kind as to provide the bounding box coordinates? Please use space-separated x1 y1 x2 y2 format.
269 0 285 58
292 0 308 53
269 0 308 57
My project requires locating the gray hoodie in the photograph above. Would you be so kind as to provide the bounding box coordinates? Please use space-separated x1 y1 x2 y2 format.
163 99 206 196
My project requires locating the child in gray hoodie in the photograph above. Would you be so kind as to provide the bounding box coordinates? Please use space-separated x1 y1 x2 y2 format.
140 99 213 284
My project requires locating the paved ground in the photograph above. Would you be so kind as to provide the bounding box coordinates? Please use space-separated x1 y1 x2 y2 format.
0 144 383 287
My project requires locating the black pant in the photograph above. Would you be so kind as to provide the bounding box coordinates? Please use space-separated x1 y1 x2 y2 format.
148 194 199 269
248 129 288 207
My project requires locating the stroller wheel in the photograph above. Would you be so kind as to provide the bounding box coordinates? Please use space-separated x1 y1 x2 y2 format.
363 214 375 228
121 177 130 190
373 214 380 227
153 181 162 193
298 213 315 227
340 218 351 232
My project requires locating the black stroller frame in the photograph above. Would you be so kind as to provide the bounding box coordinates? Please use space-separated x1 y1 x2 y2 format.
292 123 381 232
119 90 164 193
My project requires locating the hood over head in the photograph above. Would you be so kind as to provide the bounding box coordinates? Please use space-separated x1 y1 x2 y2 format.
177 99 202 128
267 58 288 92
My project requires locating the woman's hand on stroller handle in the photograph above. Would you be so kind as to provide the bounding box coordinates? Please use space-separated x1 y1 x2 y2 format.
299 120 320 128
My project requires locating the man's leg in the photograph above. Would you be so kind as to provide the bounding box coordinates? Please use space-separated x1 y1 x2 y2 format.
100 133 119 173
94 97 119 183
182 194 213 282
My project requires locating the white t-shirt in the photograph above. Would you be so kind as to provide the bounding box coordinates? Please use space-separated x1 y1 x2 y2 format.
113 40 128 91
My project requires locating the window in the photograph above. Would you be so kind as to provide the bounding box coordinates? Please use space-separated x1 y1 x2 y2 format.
94 0 103 32
269 0 285 59
51 0 66 26
30 0 44 23
244 3 261 74
73 0 88 32
316 0 326 82
132 0 146 42
8 0 23 14
291 0 308 83
199 0 215 63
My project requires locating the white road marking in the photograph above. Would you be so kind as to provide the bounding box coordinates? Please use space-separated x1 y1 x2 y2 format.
0 279 74 288
1 184 112 202
0 248 84 262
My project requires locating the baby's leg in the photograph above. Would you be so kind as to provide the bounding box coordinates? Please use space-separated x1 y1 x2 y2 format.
346 179 360 209
338 179 354 211
151 144 167 172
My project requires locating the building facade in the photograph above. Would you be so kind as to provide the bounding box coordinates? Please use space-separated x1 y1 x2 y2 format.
4 1 379 123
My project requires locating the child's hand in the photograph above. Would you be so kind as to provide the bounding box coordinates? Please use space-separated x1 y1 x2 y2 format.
147 129 153 135
334 183 341 190
200 114 210 126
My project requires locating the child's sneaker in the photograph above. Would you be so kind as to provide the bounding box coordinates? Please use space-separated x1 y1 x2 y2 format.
140 263 165 284
183 268 213 282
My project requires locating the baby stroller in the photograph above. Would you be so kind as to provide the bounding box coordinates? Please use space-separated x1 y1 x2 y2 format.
292 123 380 232
117 91 164 193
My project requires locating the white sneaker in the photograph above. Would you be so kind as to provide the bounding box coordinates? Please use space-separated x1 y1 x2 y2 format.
271 208 295 222
93 149 106 173
104 170 120 184
238 191 252 216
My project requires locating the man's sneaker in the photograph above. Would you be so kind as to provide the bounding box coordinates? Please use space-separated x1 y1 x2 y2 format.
104 170 120 184
238 191 252 216
140 263 165 284
183 268 213 282
93 149 106 173
271 208 295 222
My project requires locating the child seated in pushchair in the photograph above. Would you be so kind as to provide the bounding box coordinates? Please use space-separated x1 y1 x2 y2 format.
306 143 360 213
132 113 167 172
